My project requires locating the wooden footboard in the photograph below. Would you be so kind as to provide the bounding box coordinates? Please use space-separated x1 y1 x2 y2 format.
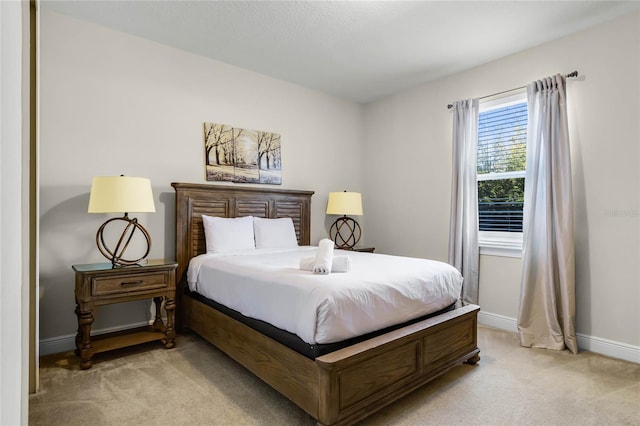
184 293 479 426
315 303 479 426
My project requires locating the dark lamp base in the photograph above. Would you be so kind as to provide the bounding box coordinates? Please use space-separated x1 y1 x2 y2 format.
329 216 362 249
96 215 152 267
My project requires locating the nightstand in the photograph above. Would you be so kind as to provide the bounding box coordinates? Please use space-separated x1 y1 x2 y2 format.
72 259 178 370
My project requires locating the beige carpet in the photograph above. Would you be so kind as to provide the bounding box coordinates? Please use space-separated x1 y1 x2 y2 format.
30 326 640 425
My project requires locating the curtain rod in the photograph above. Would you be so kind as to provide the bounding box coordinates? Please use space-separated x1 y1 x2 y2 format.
447 71 579 109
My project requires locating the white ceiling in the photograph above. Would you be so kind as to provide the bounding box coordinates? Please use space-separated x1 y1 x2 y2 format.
40 1 640 103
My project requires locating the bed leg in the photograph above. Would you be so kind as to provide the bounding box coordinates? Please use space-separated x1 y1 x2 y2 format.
465 353 481 365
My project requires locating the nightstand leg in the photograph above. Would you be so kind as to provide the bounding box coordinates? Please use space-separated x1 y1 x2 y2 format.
78 310 94 370
152 297 164 330
163 297 176 349
74 303 82 356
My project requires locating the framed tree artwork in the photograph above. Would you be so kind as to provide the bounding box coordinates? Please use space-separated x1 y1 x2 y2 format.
203 122 282 185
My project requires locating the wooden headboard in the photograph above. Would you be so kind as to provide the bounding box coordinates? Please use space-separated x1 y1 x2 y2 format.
172 182 314 285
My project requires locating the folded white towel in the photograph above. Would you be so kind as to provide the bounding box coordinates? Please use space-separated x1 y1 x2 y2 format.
300 255 351 273
313 238 335 275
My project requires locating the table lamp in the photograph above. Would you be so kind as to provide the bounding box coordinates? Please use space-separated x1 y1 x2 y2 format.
88 176 156 267
326 191 363 249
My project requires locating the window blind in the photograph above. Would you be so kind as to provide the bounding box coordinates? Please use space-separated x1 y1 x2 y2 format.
477 100 527 233
477 103 527 174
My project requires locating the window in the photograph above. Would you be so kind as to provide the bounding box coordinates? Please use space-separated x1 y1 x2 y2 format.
477 91 527 256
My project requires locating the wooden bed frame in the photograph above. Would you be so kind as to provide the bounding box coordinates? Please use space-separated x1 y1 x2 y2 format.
172 182 480 426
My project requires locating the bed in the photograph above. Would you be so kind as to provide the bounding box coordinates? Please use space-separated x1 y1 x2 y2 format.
172 182 480 426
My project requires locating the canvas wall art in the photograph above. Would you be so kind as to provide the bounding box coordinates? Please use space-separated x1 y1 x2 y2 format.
203 122 282 185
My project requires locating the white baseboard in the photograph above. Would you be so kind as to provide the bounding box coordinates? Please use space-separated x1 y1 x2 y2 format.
39 321 150 356
575 333 640 364
478 311 639 364
478 311 519 333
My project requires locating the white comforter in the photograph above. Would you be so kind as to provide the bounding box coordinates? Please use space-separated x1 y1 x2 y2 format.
188 247 462 345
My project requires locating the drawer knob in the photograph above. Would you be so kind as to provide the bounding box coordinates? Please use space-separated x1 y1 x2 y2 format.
121 280 143 286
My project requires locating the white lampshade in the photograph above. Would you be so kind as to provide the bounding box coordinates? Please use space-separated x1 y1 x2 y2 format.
88 176 156 213
326 191 363 216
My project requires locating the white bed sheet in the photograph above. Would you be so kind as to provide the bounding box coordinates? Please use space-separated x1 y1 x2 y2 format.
188 247 463 345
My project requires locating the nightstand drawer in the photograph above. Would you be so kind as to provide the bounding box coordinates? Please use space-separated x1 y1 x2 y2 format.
91 272 168 296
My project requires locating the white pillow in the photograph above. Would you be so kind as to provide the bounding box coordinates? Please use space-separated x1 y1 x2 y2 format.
253 217 299 249
202 215 255 253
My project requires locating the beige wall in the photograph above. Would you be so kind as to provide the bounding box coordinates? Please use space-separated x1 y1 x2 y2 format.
478 256 522 321
363 13 640 348
38 10 364 347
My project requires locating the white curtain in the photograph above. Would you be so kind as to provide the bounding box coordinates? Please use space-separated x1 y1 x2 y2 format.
448 99 480 305
518 74 578 353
